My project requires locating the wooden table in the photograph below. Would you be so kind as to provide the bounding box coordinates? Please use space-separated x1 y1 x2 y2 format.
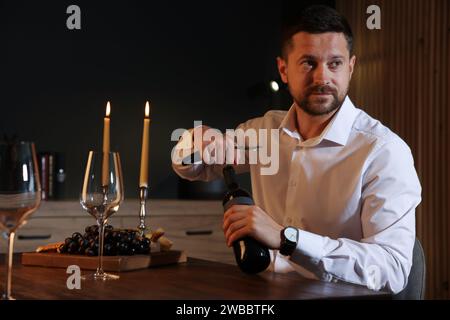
0 254 391 300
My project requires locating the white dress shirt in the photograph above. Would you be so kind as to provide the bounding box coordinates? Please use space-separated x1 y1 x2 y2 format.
172 96 422 294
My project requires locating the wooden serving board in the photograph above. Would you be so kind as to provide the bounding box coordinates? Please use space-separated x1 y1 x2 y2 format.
21 250 187 272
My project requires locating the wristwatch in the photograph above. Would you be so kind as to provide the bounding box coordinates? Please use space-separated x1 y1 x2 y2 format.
279 226 299 256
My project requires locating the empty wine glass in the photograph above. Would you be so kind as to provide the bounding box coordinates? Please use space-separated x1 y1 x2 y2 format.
80 151 124 280
0 141 41 300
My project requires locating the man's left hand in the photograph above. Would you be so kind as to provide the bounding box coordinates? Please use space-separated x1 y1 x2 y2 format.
223 205 283 249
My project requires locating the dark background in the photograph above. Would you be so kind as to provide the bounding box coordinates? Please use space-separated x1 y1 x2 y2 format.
0 0 334 199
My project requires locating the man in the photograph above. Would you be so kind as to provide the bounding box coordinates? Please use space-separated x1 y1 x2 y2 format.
172 5 421 294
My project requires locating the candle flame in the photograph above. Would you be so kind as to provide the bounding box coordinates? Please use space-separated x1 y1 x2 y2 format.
145 101 150 118
106 101 111 117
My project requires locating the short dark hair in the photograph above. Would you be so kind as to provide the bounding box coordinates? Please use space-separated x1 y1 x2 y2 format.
280 5 353 59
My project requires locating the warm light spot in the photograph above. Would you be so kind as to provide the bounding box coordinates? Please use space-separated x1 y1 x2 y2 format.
269 81 279 92
145 101 150 118
106 101 111 117
22 164 29 182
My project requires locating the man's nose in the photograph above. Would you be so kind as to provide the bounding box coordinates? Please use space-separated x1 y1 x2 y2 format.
312 64 331 85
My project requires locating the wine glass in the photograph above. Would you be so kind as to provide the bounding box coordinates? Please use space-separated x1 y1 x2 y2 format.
0 141 41 300
80 151 124 280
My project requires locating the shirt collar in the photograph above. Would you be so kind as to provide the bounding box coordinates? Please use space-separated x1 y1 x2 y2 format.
279 103 301 140
279 96 360 147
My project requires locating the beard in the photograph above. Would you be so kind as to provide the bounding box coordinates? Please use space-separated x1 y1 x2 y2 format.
293 84 347 116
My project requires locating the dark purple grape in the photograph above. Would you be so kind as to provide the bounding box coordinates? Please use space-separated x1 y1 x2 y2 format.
71 232 83 241
113 231 123 242
110 231 118 241
118 242 129 255
65 237 72 246
89 241 99 252
140 241 150 254
104 243 116 256
78 238 90 250
134 235 150 254
104 230 113 242
78 245 87 254
141 243 150 254
87 225 99 234
122 233 133 244
131 238 140 249
85 248 96 256
142 237 150 246
67 241 78 254
58 243 67 253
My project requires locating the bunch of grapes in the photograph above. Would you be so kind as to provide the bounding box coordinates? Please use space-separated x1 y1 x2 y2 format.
58 225 151 256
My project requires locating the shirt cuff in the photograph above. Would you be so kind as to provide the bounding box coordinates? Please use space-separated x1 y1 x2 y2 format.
290 229 327 265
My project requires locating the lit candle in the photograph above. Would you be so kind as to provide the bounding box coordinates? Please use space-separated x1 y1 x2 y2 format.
102 101 111 187
139 101 151 188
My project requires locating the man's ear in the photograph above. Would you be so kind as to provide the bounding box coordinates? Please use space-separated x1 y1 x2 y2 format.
349 55 356 79
277 57 288 84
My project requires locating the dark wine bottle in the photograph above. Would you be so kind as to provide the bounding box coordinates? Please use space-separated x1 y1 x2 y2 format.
222 165 270 274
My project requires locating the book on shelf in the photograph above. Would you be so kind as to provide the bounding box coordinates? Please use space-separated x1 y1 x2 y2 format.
38 152 66 200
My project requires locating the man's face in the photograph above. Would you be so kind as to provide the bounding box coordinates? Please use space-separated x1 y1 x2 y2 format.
277 32 356 116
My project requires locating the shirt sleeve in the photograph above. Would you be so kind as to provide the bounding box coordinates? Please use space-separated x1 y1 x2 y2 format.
289 137 422 294
171 124 250 181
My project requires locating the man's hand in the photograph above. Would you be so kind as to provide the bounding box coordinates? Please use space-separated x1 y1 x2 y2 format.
175 125 245 165
192 125 243 165
174 125 213 165
192 125 213 153
223 205 283 249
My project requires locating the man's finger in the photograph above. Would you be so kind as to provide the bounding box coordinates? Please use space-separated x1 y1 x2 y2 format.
225 219 247 240
223 204 250 221
224 204 251 218
228 227 251 247
223 211 247 232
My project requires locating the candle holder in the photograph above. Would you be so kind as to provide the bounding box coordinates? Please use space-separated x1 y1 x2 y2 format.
138 186 149 236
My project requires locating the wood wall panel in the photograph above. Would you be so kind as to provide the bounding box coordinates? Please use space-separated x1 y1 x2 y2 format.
336 0 449 299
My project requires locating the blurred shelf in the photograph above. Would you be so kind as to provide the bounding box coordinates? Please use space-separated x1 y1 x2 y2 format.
30 199 223 218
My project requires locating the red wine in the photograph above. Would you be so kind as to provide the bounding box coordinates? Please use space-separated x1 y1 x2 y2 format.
222 165 270 274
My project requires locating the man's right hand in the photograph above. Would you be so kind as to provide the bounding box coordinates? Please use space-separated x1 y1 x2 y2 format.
175 125 243 165
192 125 213 154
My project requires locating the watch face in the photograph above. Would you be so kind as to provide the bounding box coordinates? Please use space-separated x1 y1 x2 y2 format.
284 227 297 242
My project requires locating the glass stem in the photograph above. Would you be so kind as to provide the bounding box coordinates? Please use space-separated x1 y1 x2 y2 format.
3 231 15 300
96 218 106 276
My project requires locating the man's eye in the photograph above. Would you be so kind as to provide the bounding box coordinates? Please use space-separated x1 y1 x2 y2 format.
329 61 343 69
300 61 315 70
